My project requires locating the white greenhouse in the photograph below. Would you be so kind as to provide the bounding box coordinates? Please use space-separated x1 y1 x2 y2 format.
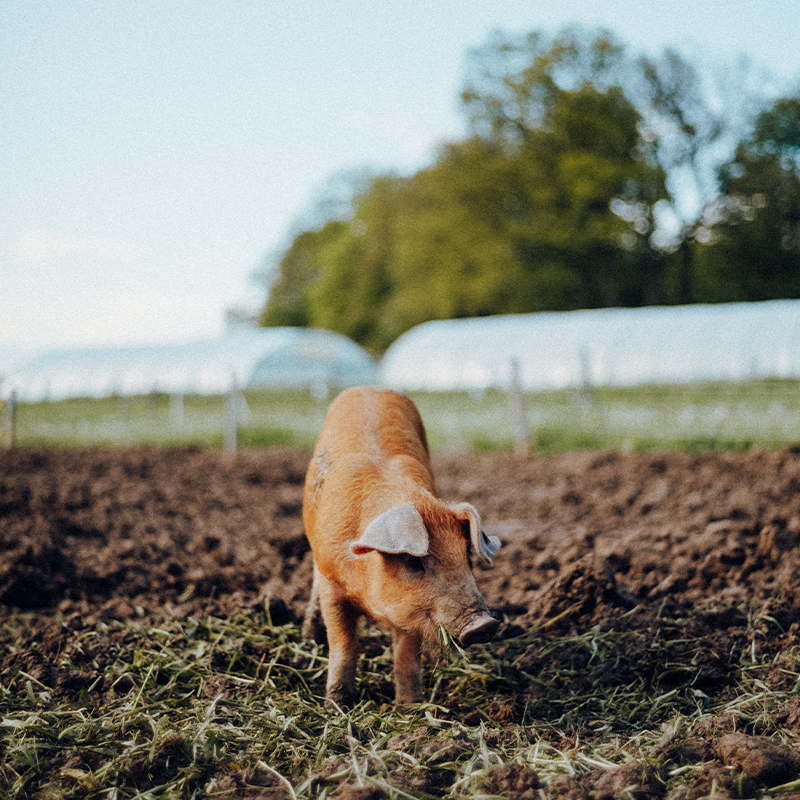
379 300 800 392
2 328 376 402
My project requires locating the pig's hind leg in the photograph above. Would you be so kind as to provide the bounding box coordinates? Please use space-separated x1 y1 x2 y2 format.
392 629 423 704
318 577 360 708
301 563 326 644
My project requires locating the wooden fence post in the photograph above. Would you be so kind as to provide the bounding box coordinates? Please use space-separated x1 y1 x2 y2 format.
508 360 530 457
3 391 16 449
224 383 238 455
170 392 184 429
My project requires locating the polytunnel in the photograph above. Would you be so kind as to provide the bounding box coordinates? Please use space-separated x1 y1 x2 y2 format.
379 300 800 392
2 328 376 402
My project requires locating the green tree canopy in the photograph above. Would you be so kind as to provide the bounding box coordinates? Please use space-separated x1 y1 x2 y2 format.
261 175 405 354
259 26 784 354
696 97 800 301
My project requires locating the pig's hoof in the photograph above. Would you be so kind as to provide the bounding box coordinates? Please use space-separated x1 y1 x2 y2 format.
395 692 423 705
459 612 500 646
325 688 354 710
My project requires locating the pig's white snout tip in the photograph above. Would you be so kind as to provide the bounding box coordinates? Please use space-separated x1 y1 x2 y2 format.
458 612 500 647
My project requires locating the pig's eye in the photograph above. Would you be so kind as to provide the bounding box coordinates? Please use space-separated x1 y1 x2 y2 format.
403 556 426 576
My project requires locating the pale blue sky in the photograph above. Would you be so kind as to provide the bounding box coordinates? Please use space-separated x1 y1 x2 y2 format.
2 0 799 365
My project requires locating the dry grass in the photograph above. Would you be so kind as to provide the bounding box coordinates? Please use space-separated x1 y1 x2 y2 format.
2 600 799 799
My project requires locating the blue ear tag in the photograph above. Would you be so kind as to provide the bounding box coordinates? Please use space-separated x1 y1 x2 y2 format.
450 501 500 564
481 529 502 561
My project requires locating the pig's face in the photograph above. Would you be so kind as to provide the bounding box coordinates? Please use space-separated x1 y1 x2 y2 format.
351 502 500 646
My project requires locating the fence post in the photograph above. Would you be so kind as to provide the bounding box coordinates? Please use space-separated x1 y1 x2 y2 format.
224 383 238 455
3 391 16 449
170 392 184 429
508 360 529 457
576 346 593 408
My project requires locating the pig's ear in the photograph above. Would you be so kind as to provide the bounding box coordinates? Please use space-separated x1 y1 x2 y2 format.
451 502 501 565
351 503 429 557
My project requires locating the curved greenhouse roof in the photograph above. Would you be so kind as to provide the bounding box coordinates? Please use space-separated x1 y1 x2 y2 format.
380 300 800 392
2 328 376 402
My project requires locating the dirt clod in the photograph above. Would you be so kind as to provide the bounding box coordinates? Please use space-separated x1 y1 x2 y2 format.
334 785 387 800
593 762 660 799
715 732 800 787
485 763 540 798
775 696 800 734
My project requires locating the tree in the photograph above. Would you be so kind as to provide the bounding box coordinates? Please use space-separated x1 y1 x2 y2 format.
386 76 667 331
460 27 668 308
260 226 332 329
697 97 800 301
635 49 777 304
261 27 786 353
261 28 670 353
461 26 633 140
306 175 401 353
261 174 405 354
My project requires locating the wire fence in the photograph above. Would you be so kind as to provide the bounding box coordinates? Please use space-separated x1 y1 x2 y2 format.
6 380 800 453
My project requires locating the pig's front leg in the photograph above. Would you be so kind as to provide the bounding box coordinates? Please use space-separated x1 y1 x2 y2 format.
392 629 423 704
318 577 359 707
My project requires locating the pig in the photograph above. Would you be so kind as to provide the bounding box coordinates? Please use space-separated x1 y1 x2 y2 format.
301 386 501 706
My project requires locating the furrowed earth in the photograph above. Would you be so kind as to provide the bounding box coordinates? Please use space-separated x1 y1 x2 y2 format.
2 447 800 798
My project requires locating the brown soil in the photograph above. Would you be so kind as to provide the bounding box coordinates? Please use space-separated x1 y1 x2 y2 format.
3 446 800 797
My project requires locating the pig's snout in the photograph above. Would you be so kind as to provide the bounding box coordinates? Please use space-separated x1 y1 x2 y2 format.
458 612 500 647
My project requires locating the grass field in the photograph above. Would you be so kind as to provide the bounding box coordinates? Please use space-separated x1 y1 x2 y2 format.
7 380 800 452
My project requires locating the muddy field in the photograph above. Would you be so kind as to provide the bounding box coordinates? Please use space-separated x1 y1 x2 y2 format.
3 446 800 798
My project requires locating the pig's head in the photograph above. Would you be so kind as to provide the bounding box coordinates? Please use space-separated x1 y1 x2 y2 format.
350 501 501 646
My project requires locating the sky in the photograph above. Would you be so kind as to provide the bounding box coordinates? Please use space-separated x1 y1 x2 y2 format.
2 0 800 371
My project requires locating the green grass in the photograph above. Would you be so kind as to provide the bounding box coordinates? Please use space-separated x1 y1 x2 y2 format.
8 391 327 451
7 380 800 452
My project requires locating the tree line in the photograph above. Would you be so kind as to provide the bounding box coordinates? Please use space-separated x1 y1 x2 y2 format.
260 28 800 355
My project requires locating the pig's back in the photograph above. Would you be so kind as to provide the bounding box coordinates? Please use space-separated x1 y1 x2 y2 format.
303 387 435 556
315 387 429 464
